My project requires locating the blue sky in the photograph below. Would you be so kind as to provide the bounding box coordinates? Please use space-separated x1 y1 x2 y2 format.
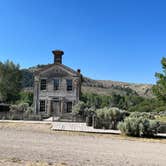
0 0 166 84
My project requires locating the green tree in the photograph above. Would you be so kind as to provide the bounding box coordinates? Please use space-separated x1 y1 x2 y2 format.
152 57 166 102
0 60 22 103
19 91 33 106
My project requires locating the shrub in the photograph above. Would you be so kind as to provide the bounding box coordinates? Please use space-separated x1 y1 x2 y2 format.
158 123 166 133
118 117 159 137
3 103 42 121
9 103 29 113
72 101 86 116
19 91 33 106
140 118 159 137
94 107 126 129
129 112 155 120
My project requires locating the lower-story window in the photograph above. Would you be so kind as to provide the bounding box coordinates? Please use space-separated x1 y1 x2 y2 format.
67 102 72 113
40 100 46 112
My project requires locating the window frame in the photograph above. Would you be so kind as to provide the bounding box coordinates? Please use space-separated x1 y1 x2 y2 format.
66 79 73 91
53 79 60 90
40 100 46 112
40 79 47 91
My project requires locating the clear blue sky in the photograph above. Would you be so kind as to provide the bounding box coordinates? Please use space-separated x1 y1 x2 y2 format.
0 0 166 84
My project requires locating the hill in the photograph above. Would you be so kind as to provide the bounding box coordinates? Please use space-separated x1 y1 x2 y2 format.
21 67 153 98
82 77 153 97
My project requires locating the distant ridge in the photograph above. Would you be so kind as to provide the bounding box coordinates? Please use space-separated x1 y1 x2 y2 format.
82 77 153 98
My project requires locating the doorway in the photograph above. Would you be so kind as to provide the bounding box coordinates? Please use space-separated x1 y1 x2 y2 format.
52 100 61 116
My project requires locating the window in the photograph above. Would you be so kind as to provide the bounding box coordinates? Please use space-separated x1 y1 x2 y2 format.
40 79 46 90
54 79 59 90
66 79 72 91
67 102 72 113
40 100 45 112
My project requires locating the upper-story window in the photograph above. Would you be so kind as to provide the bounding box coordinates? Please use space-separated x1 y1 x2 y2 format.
40 79 47 90
54 79 59 90
66 79 72 91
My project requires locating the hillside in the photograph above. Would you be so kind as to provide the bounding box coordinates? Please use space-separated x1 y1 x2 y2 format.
82 77 153 98
21 67 153 98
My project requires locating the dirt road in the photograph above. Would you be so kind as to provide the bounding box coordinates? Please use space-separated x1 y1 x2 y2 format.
0 123 165 166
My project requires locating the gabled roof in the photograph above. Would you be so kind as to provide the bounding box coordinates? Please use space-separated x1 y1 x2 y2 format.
34 63 79 76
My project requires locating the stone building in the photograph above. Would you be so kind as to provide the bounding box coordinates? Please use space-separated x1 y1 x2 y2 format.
33 50 81 117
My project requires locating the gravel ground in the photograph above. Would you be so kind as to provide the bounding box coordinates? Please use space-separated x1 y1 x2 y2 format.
0 122 165 166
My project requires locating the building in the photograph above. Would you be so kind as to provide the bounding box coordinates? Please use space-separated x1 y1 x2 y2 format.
33 50 81 117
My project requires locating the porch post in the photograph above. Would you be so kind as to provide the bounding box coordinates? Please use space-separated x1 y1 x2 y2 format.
48 99 52 116
60 98 64 116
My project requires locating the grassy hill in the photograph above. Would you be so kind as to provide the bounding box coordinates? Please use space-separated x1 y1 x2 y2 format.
82 77 153 98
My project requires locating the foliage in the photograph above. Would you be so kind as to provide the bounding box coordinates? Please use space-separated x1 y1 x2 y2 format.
152 57 166 102
9 103 29 113
21 69 34 88
81 93 112 108
0 60 22 103
19 91 33 106
0 103 42 120
72 101 86 116
129 112 155 120
94 107 126 129
81 92 164 113
118 117 159 137
158 123 166 133
81 92 131 110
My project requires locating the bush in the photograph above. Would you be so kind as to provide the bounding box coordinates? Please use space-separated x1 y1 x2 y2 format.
118 117 160 137
10 103 29 113
72 101 86 116
1 103 42 121
129 112 155 120
94 107 126 129
19 91 33 106
158 123 166 133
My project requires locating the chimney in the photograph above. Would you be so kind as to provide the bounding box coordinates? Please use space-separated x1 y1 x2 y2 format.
77 69 81 74
52 50 64 64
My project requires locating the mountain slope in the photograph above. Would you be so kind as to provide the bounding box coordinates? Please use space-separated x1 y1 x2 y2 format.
82 77 153 97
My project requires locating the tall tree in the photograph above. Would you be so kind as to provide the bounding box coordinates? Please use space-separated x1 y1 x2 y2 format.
152 57 166 102
0 60 22 103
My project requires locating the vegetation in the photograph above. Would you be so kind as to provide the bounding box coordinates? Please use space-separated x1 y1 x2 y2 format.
94 107 127 129
152 57 166 102
21 69 34 88
81 92 166 113
118 117 159 137
72 101 87 116
0 103 42 121
0 58 166 136
0 60 22 103
18 91 33 106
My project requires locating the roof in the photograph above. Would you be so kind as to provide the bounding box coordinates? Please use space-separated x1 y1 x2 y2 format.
34 63 80 76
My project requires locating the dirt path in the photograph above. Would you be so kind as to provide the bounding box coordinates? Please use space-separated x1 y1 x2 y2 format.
0 123 165 166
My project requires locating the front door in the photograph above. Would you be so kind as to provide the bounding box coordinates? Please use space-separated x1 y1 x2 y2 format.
52 101 61 116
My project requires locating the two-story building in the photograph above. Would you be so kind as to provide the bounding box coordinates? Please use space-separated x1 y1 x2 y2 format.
33 50 81 117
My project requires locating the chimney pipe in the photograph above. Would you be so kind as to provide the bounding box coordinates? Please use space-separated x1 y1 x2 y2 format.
52 50 64 64
77 69 81 73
